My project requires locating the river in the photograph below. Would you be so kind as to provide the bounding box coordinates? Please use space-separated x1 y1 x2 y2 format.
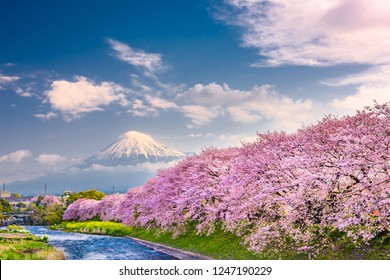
26 226 176 260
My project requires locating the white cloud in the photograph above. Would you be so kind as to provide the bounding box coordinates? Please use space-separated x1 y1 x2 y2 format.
178 82 249 105
107 39 165 75
227 106 262 123
181 105 222 126
128 94 180 118
34 112 57 120
36 153 66 165
45 76 129 121
220 0 390 67
127 98 158 117
217 133 257 146
179 83 316 130
228 88 315 129
330 86 389 113
145 95 178 110
324 65 390 87
15 87 33 97
188 133 203 138
0 74 20 84
324 65 390 113
126 81 319 130
78 161 177 174
127 78 385 131
0 149 31 163
214 1 390 120
0 74 20 90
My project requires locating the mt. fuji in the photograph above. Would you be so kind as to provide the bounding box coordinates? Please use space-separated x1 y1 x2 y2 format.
8 131 186 195
76 131 185 169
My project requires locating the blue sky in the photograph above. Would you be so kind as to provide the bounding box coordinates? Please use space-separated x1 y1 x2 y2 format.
1 0 390 186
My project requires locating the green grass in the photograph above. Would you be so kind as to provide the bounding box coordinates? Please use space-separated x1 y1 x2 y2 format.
53 221 390 260
0 226 65 260
0 225 29 234
0 239 64 260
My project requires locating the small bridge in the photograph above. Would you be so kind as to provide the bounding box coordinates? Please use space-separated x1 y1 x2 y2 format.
1 213 32 226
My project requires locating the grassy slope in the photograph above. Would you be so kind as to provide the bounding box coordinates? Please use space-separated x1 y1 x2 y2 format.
54 221 390 260
0 232 65 260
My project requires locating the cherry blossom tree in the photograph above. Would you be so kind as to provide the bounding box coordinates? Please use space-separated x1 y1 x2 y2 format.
62 102 390 254
63 198 101 221
40 195 62 206
98 194 126 222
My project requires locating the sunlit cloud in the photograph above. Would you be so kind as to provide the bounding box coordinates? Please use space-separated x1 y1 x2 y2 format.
15 87 33 98
324 65 390 113
215 0 390 117
36 153 66 165
127 98 159 117
145 95 178 110
45 76 129 121
0 74 20 90
219 0 390 67
178 83 317 130
181 105 222 126
0 149 31 163
188 133 203 138
107 38 165 76
34 112 58 120
217 133 257 146
65 161 180 175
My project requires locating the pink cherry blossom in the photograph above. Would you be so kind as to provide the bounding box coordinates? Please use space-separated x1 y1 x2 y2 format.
63 102 390 254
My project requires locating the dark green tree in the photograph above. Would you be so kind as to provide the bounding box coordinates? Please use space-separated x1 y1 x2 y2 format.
28 196 64 225
0 199 12 213
67 189 106 205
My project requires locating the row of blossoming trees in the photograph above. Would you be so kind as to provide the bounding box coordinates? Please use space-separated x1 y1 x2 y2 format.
63 103 390 254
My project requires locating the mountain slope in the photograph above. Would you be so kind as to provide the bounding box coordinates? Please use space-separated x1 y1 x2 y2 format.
76 131 184 169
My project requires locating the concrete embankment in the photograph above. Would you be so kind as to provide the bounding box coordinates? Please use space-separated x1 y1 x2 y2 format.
130 237 213 260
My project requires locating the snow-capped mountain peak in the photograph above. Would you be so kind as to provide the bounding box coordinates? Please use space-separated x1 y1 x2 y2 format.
99 131 184 159
76 131 184 168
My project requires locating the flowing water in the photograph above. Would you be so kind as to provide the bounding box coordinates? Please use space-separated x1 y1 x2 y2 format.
26 226 176 260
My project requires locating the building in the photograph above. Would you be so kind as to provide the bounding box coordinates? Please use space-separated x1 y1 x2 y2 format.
3 196 34 207
0 191 11 198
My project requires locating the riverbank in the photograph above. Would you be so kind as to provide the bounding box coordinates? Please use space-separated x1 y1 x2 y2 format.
129 237 212 260
0 225 65 260
53 221 390 260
